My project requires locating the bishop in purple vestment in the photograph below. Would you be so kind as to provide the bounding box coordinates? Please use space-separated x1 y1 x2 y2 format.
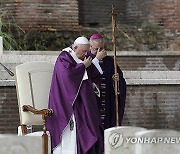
47 36 104 154
88 34 127 129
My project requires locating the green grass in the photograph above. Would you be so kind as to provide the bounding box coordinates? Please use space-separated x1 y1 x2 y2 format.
0 13 22 50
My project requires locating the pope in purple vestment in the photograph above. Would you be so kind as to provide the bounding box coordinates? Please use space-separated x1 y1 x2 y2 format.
46 37 104 154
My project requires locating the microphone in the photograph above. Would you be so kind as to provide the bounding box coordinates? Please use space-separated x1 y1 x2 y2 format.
0 62 14 77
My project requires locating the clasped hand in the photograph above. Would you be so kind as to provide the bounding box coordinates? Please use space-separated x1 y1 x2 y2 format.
83 56 92 68
112 73 119 81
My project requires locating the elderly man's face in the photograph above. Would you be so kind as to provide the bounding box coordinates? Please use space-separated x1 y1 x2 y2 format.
90 41 104 55
74 44 90 60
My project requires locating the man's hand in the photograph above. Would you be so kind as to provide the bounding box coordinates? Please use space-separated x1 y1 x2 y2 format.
83 56 92 68
112 73 119 81
96 48 107 60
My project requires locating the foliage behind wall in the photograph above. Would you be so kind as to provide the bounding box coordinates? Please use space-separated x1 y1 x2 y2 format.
3 23 178 51
1 11 179 51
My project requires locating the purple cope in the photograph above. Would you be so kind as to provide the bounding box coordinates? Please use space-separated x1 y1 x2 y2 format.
46 49 104 154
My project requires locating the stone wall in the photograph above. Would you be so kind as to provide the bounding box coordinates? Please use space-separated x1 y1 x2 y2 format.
0 51 180 133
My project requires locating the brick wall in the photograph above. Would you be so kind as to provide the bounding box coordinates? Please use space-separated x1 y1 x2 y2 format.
0 84 179 134
0 86 19 133
152 0 180 33
1 0 179 34
118 56 180 71
123 85 180 130
79 0 180 34
1 0 80 31
124 0 180 34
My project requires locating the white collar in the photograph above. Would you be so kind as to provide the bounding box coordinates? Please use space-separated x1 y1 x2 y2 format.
63 47 88 80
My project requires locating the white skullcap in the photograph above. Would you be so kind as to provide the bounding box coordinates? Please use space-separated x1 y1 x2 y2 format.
74 36 90 45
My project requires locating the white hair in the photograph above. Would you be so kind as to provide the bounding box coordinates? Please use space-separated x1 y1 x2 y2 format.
90 38 104 45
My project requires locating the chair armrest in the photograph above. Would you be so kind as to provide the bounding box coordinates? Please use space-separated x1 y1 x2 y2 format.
22 105 53 118
22 105 53 154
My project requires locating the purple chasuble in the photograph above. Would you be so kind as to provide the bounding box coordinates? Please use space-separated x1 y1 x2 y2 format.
46 49 104 154
87 51 127 129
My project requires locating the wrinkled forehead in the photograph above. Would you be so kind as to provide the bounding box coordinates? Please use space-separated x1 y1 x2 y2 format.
74 44 90 51
77 44 90 50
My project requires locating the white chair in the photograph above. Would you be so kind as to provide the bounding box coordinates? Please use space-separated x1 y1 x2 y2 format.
15 61 54 154
135 129 180 154
104 126 147 154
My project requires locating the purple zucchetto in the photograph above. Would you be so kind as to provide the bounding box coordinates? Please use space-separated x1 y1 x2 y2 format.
90 34 103 40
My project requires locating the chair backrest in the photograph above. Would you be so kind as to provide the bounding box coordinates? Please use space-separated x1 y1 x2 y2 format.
15 61 54 125
135 129 180 154
104 126 147 154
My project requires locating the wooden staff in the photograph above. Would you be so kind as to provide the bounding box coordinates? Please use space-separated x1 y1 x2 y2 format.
111 4 119 127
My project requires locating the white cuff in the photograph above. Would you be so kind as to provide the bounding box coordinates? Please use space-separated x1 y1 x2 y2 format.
92 57 103 74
